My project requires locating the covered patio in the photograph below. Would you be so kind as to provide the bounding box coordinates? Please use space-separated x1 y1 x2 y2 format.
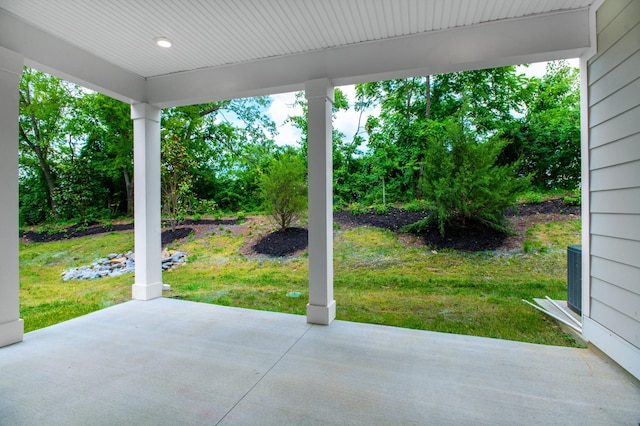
1 0 639 418
2 298 639 424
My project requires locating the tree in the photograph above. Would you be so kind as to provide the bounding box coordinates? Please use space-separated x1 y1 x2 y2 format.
260 150 307 231
19 68 75 217
78 93 134 215
512 61 580 189
163 97 278 214
356 67 527 203
18 69 281 225
161 123 198 231
411 117 530 236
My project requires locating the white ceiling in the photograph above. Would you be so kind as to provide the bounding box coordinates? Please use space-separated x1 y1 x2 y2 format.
0 0 595 106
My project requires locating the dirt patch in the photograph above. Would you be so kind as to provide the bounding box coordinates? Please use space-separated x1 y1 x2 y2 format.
500 212 580 251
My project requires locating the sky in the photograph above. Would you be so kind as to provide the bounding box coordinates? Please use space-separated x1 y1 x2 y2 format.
266 58 580 147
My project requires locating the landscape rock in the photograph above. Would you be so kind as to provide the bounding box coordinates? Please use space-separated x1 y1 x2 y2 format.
62 250 187 281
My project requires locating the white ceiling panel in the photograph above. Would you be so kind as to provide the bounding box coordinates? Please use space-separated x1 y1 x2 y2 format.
0 0 593 79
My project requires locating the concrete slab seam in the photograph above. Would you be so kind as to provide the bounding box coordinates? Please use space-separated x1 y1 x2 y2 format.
215 323 315 425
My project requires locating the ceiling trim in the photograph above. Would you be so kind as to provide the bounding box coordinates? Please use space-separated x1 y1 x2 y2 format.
1 7 589 108
147 8 590 107
0 10 145 104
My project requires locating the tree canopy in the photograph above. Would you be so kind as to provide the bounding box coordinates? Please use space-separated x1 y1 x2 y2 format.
18 61 580 227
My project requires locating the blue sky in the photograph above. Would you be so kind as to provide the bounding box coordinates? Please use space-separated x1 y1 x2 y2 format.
267 58 580 147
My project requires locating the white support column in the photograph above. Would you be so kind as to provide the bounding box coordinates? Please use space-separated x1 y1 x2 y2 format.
131 103 164 300
0 47 24 347
305 78 336 325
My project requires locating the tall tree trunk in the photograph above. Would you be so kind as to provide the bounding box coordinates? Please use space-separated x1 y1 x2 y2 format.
123 168 133 215
19 89 60 216
415 75 431 200
405 78 414 127
425 75 431 120
19 125 57 215
34 142 57 215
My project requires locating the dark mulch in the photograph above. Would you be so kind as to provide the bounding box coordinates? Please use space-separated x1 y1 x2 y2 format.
21 199 580 254
333 207 506 251
164 218 239 227
413 221 507 251
253 227 308 256
333 207 427 231
507 199 580 216
20 222 134 243
161 227 194 245
253 199 579 254
21 218 240 244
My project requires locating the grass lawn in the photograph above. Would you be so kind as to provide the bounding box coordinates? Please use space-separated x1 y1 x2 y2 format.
19 218 582 347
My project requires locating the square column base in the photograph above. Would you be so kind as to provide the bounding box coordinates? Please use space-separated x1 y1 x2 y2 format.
307 301 336 325
0 319 24 347
132 282 164 301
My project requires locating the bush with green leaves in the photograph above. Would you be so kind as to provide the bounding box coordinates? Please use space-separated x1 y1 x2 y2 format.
409 118 530 236
260 150 307 231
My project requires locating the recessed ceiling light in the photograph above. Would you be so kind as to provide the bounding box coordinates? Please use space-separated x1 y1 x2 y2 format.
154 37 172 48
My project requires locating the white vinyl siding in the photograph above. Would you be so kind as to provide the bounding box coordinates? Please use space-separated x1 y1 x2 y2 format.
590 134 640 169
588 0 640 353
591 256 638 295
590 187 640 214
591 214 640 241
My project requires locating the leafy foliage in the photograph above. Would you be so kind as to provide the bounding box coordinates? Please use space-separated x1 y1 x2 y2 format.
412 118 530 236
501 61 580 189
356 67 528 204
260 150 307 231
161 132 196 231
19 68 76 219
17 62 580 227
78 93 134 215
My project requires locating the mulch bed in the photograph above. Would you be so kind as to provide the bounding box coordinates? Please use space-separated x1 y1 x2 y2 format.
252 198 580 254
506 199 580 217
161 227 194 246
20 218 240 245
333 207 426 231
20 223 134 243
333 207 506 252
20 199 580 254
252 227 308 256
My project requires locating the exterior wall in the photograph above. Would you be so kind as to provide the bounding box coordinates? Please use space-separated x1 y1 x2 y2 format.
584 0 640 379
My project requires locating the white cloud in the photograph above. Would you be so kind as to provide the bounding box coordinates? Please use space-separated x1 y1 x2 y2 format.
268 92 302 147
268 86 378 148
335 84 379 149
516 58 579 78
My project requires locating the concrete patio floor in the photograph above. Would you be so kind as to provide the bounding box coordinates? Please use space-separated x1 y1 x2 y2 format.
1 298 638 425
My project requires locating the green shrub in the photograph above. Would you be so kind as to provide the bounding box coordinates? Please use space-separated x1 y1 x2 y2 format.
519 191 544 204
563 193 581 206
350 203 367 216
403 199 431 212
260 150 307 231
410 118 530 236
193 199 217 215
373 204 388 215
